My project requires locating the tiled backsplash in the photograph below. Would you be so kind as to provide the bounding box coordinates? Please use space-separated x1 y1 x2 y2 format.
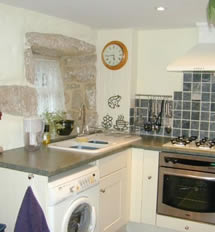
130 72 215 138
130 97 173 137
173 72 215 139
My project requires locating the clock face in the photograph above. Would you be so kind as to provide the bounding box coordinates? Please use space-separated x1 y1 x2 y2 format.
103 44 123 67
102 41 128 70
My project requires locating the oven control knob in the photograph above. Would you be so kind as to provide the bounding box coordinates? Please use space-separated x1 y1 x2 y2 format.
165 158 178 164
169 159 178 164
185 225 189 230
165 157 171 163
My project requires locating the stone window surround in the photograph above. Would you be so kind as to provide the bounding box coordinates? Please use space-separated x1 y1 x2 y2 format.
0 32 98 129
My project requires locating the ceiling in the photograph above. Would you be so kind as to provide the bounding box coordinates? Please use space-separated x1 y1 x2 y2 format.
0 0 209 29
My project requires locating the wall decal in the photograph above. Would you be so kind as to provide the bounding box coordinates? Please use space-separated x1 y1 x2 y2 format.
114 115 128 131
102 114 113 129
108 95 122 109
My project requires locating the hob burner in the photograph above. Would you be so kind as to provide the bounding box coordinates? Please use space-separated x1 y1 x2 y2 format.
171 136 197 146
195 137 215 149
163 135 215 151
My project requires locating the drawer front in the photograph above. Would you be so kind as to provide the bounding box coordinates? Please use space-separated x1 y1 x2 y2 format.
157 214 215 232
99 149 130 178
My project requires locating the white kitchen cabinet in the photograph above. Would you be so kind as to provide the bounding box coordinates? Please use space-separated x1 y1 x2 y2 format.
157 214 215 232
98 149 131 232
130 148 159 225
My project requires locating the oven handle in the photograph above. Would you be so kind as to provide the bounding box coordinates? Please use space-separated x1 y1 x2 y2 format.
160 167 215 181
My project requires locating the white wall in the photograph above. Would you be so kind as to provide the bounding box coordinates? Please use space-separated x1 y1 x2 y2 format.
0 3 97 150
0 3 200 149
96 27 198 126
136 28 198 96
96 29 137 126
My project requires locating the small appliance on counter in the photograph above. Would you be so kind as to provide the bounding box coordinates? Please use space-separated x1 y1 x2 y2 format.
23 116 44 151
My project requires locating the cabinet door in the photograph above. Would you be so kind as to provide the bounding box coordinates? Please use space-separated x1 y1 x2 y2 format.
130 148 144 222
100 168 126 232
141 150 159 225
130 148 159 225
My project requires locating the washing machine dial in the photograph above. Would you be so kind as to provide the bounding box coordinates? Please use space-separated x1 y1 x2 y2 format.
92 176 96 183
69 186 75 193
76 184 80 191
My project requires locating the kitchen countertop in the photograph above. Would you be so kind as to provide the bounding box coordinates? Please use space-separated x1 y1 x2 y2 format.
1 135 215 177
0 135 140 177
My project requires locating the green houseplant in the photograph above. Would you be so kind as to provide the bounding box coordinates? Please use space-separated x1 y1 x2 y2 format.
208 0 215 25
41 111 67 137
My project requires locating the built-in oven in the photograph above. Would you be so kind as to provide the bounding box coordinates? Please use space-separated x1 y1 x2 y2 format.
157 152 215 225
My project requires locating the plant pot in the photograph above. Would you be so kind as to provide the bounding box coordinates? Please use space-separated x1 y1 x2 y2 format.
56 120 74 136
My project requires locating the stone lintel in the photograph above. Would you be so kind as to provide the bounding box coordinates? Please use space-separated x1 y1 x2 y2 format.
26 32 96 57
63 54 97 67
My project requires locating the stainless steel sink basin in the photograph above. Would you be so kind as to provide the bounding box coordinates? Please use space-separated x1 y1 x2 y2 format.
48 133 141 154
70 145 99 150
88 140 108 145
48 135 110 154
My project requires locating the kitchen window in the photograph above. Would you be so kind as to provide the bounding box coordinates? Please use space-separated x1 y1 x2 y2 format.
34 58 65 115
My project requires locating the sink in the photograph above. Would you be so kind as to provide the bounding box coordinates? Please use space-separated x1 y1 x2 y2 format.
88 140 108 145
48 134 111 154
48 133 141 154
70 145 99 150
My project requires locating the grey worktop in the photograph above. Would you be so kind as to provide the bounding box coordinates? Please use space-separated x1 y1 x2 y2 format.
1 135 215 177
0 141 134 177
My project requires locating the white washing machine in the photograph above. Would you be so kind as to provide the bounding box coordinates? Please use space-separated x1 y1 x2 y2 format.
47 165 99 232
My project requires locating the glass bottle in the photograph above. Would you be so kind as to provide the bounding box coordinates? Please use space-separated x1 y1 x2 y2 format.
43 124 50 145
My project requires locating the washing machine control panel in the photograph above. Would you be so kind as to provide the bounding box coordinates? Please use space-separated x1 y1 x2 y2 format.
48 166 99 206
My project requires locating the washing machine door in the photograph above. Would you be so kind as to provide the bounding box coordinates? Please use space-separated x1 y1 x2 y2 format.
62 197 96 232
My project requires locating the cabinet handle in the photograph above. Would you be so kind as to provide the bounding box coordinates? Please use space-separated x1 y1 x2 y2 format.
147 176 152 180
100 189 106 193
185 225 189 230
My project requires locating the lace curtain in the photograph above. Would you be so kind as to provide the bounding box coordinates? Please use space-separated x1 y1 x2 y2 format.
34 58 65 115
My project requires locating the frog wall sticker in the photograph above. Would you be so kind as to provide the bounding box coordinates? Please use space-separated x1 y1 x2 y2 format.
108 95 122 109
102 95 128 131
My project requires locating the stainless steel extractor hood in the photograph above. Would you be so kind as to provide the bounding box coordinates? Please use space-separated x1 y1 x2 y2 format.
167 23 215 72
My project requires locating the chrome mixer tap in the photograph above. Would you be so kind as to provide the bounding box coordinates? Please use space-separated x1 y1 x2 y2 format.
78 104 88 136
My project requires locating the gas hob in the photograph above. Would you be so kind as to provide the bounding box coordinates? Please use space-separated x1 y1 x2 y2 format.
163 136 215 152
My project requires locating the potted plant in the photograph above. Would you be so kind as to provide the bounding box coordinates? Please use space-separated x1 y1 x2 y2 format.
41 111 74 137
207 0 215 25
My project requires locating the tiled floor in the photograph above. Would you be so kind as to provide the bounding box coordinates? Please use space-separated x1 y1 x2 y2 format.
126 222 179 232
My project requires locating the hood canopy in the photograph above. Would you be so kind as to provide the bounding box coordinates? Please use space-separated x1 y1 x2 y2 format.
167 23 215 72
167 43 215 72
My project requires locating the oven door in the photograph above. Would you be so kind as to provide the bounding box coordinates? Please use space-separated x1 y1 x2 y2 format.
157 167 215 225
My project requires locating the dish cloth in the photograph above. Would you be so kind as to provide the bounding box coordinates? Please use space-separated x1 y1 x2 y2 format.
14 186 50 232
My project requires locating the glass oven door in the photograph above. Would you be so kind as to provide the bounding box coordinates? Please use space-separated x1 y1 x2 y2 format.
157 167 215 225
